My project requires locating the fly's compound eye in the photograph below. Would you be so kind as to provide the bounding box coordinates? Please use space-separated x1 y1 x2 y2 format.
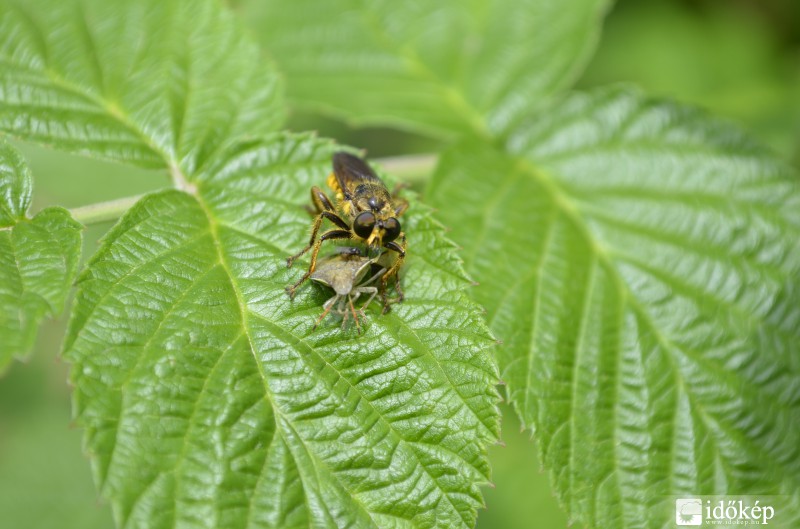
353 211 376 239
383 217 401 242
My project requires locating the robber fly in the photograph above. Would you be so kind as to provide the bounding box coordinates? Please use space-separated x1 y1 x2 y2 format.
309 247 386 333
286 151 407 309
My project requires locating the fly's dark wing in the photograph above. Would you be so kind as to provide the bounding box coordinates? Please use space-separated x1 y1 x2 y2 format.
332 152 385 198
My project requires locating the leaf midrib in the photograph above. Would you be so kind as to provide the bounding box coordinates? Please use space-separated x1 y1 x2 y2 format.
193 191 478 527
508 157 800 498
0 54 170 163
5 6 494 520
190 193 378 527
356 2 490 140
523 155 799 368
168 332 247 529
104 247 217 498
13 55 485 525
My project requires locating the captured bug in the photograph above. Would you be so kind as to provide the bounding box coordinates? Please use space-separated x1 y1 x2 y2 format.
286 152 407 307
309 247 387 333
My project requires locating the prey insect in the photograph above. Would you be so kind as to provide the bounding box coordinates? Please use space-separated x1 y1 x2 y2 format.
286 151 408 309
310 247 386 333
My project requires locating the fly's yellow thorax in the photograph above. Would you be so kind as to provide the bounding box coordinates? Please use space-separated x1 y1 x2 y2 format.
340 201 356 217
326 172 351 215
326 172 342 197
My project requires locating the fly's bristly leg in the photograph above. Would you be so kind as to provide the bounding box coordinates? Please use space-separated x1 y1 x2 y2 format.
312 186 336 212
287 186 349 268
286 185 353 299
380 234 406 313
285 229 352 298
288 153 410 319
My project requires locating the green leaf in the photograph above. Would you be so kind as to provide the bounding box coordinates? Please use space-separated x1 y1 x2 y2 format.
578 1 800 160
0 0 283 172
248 0 609 139
0 141 81 372
0 140 31 225
427 86 800 527
0 0 499 525
64 134 500 529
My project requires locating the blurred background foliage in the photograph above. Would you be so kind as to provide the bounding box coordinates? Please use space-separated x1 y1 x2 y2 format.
1 0 797 527
579 0 800 167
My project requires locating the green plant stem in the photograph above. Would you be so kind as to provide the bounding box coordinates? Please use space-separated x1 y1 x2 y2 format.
379 153 437 183
68 153 438 226
70 195 143 225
